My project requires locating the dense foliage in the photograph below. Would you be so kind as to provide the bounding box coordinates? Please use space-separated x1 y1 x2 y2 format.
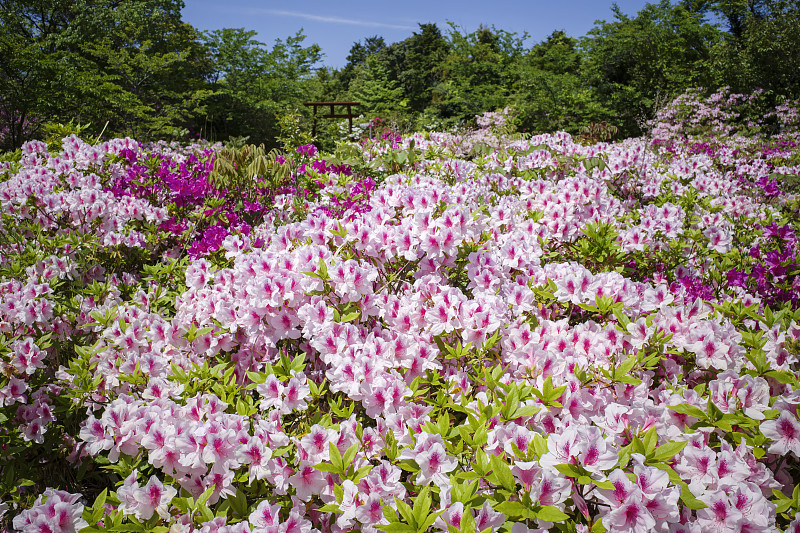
2 0 800 150
1 90 800 532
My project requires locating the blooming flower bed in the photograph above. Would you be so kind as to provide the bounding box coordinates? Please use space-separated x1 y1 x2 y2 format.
1 103 800 533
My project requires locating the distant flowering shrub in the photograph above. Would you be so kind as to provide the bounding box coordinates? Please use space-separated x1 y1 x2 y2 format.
651 87 800 141
476 107 511 129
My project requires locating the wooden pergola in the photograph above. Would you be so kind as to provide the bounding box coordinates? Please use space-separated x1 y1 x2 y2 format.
303 102 361 138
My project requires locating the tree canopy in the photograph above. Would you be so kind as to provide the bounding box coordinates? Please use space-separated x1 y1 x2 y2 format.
2 0 799 149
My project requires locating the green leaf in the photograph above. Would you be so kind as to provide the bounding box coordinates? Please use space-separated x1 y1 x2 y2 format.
377 524 416 533
342 442 359 468
418 509 447 533
90 488 108 524
536 505 570 522
669 403 707 420
312 462 340 473
460 507 477 533
318 503 343 514
195 485 216 508
489 454 516 491
641 426 658 455
651 440 687 462
593 479 615 490
503 386 520 419
229 487 249 517
329 441 344 473
615 355 637 378
412 487 432 530
532 434 548 457
678 482 707 510
773 492 793 514
398 459 420 473
340 308 361 323
511 404 541 419
395 497 417 529
351 464 373 482
494 501 531 519
765 370 797 385
612 307 631 329
554 463 583 478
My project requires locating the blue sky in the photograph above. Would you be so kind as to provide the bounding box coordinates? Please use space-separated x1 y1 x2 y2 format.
182 0 670 68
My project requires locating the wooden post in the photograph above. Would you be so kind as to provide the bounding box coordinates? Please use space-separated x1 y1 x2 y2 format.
347 104 353 133
303 102 360 140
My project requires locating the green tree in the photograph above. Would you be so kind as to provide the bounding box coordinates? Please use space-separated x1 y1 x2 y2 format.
431 24 527 126
0 0 211 147
580 0 722 135
348 54 408 120
201 28 322 146
77 1 212 139
682 0 771 37
511 31 612 134
338 35 386 89
706 0 800 103
396 23 449 113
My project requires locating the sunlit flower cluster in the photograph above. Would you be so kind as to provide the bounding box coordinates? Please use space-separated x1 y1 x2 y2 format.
2 92 800 533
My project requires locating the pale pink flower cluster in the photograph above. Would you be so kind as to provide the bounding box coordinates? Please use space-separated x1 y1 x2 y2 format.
0 136 168 250
5 115 799 531
117 470 178 520
674 435 780 532
12 489 88 533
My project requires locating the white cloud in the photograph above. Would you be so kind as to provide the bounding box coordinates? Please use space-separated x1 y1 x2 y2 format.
255 9 415 30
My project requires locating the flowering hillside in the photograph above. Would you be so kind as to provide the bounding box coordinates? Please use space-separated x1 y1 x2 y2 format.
1 98 800 533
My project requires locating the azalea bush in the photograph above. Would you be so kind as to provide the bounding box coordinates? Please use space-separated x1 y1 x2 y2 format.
1 101 800 533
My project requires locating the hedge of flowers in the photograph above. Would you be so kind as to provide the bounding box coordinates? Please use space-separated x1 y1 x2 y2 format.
1 100 800 533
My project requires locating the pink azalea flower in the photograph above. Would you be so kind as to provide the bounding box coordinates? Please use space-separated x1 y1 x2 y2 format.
539 427 580 470
512 461 541 492
280 508 313 533
574 426 617 473
675 445 718 488
282 371 310 412
435 502 465 532
475 501 505 533
691 334 732 371
202 428 240 471
12 489 88 533
133 475 178 520
297 425 338 463
257 374 285 411
415 442 458 488
237 437 273 483
249 499 282 532
531 469 571 507
597 469 642 508
289 462 328 501
604 496 656 533
761 410 800 456
696 491 744 533
117 471 143 518
355 493 388 532
336 480 361 530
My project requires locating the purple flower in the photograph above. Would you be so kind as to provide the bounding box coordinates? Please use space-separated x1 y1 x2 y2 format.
119 148 139 164
188 224 229 258
297 144 317 157
726 269 748 287
764 222 797 244
757 176 781 197
311 159 328 173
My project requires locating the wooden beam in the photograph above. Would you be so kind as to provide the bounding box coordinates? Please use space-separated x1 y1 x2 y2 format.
303 102 361 136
